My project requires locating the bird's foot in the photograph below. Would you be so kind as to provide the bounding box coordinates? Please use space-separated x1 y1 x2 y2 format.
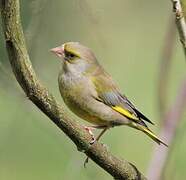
83 126 96 144
83 126 109 168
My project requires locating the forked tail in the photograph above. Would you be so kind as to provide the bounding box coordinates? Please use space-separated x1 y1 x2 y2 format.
138 125 168 147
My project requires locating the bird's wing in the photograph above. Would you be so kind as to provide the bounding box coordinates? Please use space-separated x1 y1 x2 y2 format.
91 69 154 125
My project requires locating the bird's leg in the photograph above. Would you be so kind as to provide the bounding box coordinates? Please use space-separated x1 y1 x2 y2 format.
90 125 109 129
84 127 109 168
83 125 107 143
90 126 108 144
83 126 96 142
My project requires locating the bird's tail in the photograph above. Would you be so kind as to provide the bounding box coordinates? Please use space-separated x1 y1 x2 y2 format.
137 125 168 147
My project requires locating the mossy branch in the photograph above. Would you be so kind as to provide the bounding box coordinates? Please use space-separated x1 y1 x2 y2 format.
0 0 146 179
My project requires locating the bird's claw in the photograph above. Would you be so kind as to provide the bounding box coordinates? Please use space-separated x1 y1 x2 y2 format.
90 138 96 145
84 126 96 144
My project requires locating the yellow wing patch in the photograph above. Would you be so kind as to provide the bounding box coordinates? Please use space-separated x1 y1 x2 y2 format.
112 106 138 120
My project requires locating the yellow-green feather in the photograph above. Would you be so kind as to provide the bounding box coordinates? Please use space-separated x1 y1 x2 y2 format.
112 106 138 120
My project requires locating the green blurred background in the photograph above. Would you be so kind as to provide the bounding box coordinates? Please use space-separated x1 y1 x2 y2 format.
0 0 186 179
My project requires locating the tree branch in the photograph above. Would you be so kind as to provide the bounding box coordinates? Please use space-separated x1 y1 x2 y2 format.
172 0 186 58
0 0 146 179
147 2 186 179
147 78 186 180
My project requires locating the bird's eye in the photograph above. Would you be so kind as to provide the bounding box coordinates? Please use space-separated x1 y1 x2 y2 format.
65 51 76 59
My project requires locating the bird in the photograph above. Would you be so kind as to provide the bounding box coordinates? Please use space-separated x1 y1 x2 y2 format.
50 42 167 165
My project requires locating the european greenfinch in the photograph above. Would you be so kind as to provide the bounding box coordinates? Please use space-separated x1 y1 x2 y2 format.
50 42 167 148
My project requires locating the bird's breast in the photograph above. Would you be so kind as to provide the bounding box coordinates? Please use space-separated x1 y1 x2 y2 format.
58 72 100 123
58 72 128 126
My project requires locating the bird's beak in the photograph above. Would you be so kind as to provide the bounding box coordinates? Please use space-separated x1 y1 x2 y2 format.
50 45 64 58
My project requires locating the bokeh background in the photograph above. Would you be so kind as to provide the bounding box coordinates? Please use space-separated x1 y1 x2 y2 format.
0 0 186 179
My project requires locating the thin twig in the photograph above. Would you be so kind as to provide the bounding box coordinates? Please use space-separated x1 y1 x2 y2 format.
0 0 146 179
172 0 186 58
147 78 186 180
147 2 186 179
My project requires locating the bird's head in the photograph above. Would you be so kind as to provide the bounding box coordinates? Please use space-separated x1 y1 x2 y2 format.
51 42 99 74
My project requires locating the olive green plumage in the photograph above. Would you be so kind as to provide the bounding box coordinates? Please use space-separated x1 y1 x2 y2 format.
51 42 167 146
